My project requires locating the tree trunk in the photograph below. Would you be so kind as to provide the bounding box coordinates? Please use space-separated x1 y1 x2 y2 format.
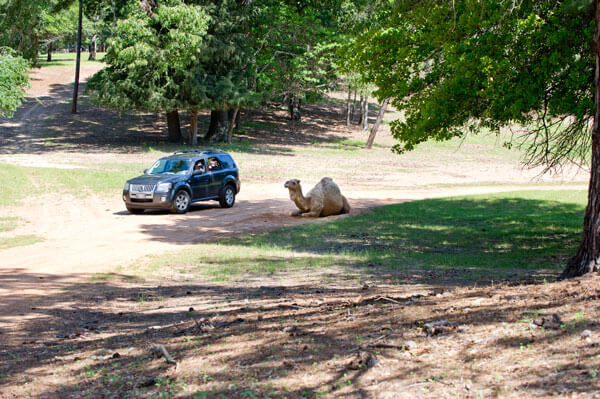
562 0 600 278
205 109 229 142
346 87 352 127
166 110 181 143
288 96 301 121
189 110 199 146
234 109 241 130
227 108 239 144
366 98 389 149
88 33 97 61
350 88 356 122
362 92 369 131
206 109 220 141
47 42 52 62
72 0 83 114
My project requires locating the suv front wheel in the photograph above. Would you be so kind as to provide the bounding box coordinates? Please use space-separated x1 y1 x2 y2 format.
219 184 236 208
172 190 191 214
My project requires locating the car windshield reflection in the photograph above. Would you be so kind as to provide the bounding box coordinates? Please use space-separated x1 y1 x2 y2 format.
148 159 191 175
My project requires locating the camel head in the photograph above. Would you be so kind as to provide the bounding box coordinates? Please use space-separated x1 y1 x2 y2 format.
284 179 301 191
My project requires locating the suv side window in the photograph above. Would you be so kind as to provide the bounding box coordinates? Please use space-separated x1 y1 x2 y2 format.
207 157 221 171
218 155 233 169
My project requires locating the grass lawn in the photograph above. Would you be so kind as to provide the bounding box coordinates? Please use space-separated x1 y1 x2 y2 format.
0 163 132 206
126 189 586 283
37 52 106 68
0 216 43 249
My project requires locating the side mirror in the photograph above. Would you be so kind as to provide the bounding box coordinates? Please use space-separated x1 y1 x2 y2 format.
144 169 149 174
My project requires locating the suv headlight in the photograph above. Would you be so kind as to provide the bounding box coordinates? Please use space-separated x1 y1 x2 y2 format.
156 182 172 192
124 182 130 191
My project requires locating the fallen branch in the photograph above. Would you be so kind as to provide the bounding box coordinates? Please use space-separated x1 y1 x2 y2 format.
150 344 177 365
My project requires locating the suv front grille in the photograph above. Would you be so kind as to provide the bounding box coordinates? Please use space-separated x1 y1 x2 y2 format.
130 184 156 193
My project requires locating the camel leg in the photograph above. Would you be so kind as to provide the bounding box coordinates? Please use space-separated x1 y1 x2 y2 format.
302 200 323 217
290 209 305 216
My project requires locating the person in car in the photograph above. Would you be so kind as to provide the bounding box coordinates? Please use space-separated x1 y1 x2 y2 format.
208 158 219 171
194 160 205 172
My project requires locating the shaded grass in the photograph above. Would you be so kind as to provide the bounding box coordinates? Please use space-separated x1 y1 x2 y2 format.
0 163 134 206
127 190 585 283
37 52 106 68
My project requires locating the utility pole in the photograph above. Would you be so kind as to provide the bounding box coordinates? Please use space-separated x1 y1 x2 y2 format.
72 0 83 113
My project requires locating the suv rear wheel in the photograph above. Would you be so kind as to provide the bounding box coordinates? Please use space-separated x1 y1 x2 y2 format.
172 190 191 213
219 184 236 208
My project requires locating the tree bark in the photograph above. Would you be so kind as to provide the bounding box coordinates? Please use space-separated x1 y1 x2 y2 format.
288 96 301 121
189 110 199 146
562 0 600 278
88 33 97 61
346 87 352 127
234 108 241 130
166 110 181 143
72 0 83 114
366 98 389 149
47 42 52 62
227 108 239 144
205 109 229 142
362 92 369 131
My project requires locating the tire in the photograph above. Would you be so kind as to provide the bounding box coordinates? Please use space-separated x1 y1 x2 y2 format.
127 207 144 214
219 184 236 208
171 190 191 214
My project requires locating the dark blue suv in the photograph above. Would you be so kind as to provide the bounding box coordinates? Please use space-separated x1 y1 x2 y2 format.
123 150 240 214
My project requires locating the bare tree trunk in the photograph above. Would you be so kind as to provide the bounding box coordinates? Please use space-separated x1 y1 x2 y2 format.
352 89 357 122
288 96 301 121
167 110 181 143
346 87 352 127
234 109 241 130
362 93 369 131
88 33 97 61
562 0 600 278
72 0 83 114
47 42 52 62
227 108 239 144
189 110 198 146
366 98 389 149
205 110 229 142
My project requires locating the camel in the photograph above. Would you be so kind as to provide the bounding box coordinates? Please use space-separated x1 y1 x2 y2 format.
284 177 351 217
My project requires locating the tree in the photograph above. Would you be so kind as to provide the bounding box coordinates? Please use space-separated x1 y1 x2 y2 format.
0 48 30 118
86 1 210 144
348 0 599 277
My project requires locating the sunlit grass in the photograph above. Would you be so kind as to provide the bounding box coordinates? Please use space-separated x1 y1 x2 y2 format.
0 163 133 205
125 190 586 283
37 52 106 68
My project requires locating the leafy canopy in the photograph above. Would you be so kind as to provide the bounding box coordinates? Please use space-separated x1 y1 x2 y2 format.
86 0 210 112
349 0 594 167
0 48 30 119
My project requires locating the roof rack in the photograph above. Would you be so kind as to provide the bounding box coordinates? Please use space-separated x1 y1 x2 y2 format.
171 149 223 155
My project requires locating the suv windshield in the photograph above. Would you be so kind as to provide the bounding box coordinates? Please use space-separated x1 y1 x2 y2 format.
148 158 191 175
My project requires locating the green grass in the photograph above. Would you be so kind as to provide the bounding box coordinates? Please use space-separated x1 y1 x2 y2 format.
126 190 586 282
37 52 106 68
0 163 134 206
0 235 43 250
0 217 43 249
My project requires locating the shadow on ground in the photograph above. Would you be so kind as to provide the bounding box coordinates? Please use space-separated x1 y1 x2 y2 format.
0 195 594 398
0 80 384 155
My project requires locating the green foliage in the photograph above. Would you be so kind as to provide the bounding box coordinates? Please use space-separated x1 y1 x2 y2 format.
348 0 594 167
86 1 210 112
0 48 30 118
